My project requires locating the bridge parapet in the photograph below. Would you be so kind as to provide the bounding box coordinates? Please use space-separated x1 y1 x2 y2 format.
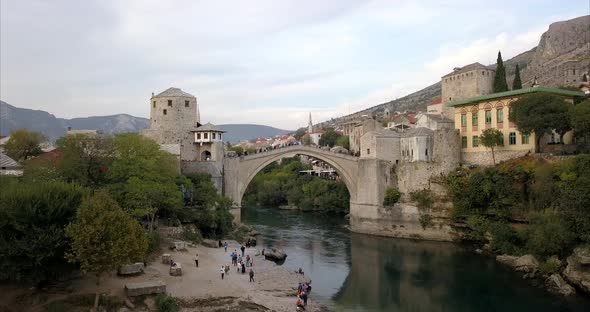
237 145 359 162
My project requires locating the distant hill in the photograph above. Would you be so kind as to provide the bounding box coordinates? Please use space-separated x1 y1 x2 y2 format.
218 124 292 143
317 15 588 129
0 101 291 142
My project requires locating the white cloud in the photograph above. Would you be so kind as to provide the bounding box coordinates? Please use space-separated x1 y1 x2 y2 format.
425 27 545 79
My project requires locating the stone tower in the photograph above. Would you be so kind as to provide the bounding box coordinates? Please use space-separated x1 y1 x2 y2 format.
440 63 495 119
142 87 200 161
308 112 313 134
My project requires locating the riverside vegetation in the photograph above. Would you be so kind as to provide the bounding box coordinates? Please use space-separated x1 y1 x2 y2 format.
446 154 590 280
0 130 235 311
242 157 350 213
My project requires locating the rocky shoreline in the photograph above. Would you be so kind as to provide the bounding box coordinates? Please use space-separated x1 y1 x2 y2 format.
486 246 590 298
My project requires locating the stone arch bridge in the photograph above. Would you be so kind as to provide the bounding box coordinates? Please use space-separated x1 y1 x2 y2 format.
223 145 394 228
223 145 359 207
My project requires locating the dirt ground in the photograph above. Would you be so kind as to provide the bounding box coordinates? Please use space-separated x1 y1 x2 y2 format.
0 240 326 312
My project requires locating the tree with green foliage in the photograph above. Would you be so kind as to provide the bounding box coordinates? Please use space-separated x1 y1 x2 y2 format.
301 135 312 146
383 187 401 206
230 145 244 156
571 100 590 153
182 173 235 238
318 128 341 147
56 134 114 187
293 128 307 141
66 191 147 311
336 135 350 150
4 128 45 161
0 178 88 283
479 128 504 165
107 133 183 221
493 51 508 93
510 93 571 153
512 64 522 90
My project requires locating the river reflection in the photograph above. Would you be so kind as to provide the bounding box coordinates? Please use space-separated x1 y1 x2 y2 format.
241 207 590 312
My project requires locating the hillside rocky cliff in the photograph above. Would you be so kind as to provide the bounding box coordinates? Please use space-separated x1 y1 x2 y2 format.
318 15 589 129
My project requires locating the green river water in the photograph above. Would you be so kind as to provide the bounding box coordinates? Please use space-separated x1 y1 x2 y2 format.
241 206 590 312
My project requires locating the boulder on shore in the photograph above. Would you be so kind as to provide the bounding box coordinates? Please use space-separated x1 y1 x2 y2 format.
496 254 539 273
264 248 287 262
545 274 576 296
202 239 219 248
117 262 145 276
563 246 590 295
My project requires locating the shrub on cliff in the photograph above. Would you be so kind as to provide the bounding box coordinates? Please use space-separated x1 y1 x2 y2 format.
410 189 434 210
383 187 401 206
519 210 575 258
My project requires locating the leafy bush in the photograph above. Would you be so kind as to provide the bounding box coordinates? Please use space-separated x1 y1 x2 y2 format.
383 187 401 206
410 189 434 210
538 258 561 275
465 215 490 241
155 293 178 312
419 214 433 230
488 221 521 255
146 230 161 254
520 210 575 258
182 227 203 244
0 180 88 283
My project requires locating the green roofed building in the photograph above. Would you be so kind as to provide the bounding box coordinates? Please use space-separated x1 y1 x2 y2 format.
445 86 584 165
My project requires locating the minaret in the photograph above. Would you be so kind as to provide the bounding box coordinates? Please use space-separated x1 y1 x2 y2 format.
308 112 313 134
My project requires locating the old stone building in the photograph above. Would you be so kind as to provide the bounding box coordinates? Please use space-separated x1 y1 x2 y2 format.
141 87 225 189
446 86 584 165
349 118 380 155
441 63 495 119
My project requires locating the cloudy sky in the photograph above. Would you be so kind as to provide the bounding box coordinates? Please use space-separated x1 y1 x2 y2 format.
1 1 586 129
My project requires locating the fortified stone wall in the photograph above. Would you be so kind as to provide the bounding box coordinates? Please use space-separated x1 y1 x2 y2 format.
181 161 223 191
462 150 530 166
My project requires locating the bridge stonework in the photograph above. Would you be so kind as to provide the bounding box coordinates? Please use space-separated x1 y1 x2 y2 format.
223 145 393 235
223 143 458 241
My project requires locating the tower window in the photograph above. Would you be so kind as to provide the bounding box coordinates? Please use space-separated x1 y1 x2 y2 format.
204 133 208 139
168 100 172 107
185 100 189 107
163 109 167 115
153 101 156 108
212 133 216 139
197 133 201 139
367 148 370 155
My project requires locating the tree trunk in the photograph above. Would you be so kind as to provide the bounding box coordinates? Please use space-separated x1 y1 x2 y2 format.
535 133 542 153
93 274 101 312
491 147 496 165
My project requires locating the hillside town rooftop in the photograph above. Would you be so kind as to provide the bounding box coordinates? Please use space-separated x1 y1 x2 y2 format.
445 87 585 107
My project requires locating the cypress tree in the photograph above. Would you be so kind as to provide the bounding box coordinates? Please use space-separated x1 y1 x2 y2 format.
493 51 509 93
512 64 522 90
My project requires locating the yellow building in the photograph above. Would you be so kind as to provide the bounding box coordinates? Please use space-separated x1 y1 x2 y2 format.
446 87 584 164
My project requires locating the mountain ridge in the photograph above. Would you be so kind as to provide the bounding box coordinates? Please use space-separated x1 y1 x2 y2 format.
0 101 291 143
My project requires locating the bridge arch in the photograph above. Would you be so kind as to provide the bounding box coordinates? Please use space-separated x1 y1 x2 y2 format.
223 145 359 211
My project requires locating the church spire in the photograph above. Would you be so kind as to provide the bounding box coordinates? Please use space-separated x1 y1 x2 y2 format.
308 112 313 134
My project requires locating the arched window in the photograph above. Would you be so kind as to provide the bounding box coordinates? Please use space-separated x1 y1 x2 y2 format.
201 150 212 161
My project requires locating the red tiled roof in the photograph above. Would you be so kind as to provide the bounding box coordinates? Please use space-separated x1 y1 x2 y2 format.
27 148 63 164
429 96 442 105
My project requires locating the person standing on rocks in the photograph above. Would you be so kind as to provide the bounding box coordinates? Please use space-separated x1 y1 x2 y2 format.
237 262 241 273
220 266 225 280
241 245 246 257
249 269 254 282
224 241 228 252
194 253 199 267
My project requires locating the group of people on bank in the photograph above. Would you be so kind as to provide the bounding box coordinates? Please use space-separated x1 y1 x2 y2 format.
219 242 255 282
